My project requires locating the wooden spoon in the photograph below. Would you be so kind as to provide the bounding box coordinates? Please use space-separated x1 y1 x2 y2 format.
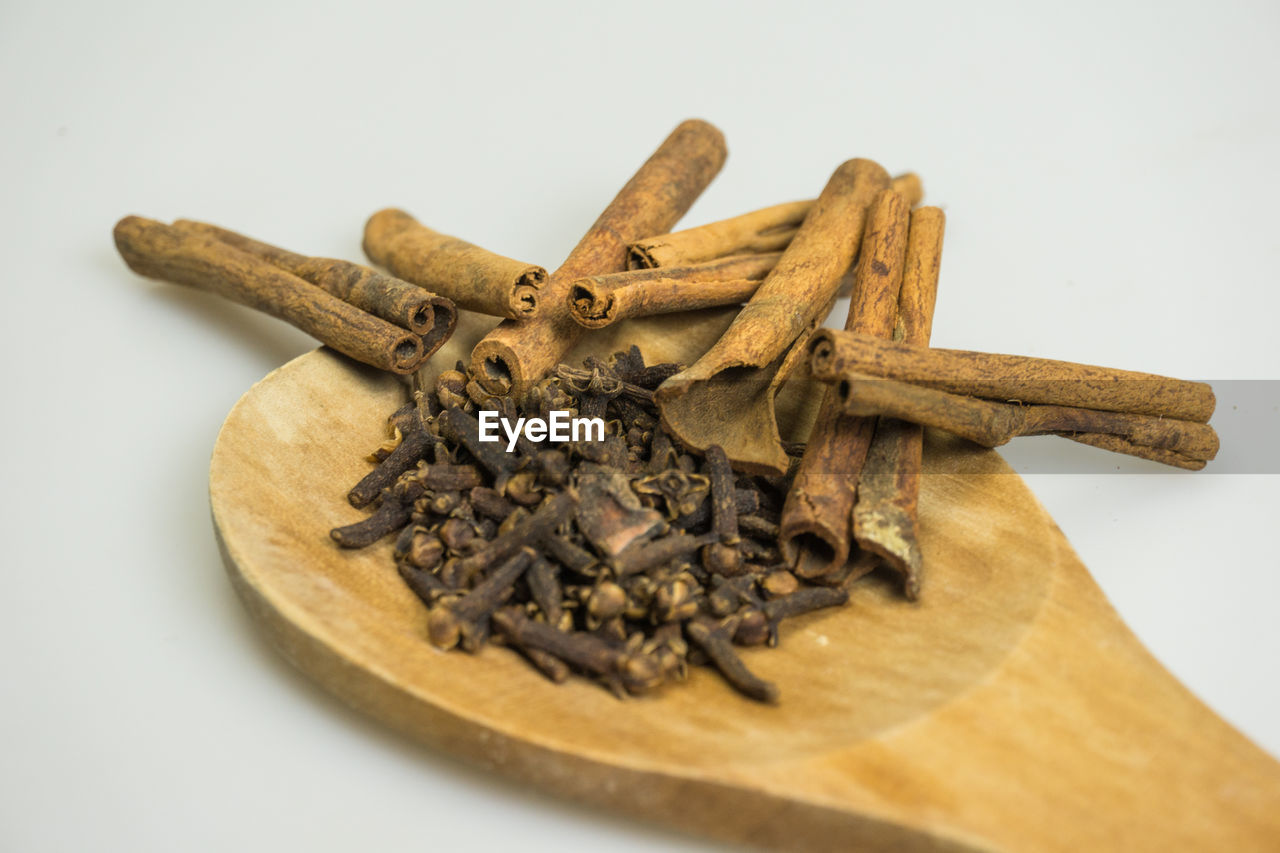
210 312 1280 852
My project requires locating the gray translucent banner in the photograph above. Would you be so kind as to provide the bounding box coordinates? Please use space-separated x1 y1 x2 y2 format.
995 380 1279 474
772 378 1279 474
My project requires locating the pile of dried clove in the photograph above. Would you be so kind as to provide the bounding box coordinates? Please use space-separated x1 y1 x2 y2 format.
331 347 847 702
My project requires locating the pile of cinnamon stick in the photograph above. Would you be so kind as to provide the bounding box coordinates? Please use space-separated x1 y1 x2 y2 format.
115 118 1218 697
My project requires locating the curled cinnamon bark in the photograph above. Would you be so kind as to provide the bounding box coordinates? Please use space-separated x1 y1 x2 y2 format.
1062 432 1214 468
468 119 728 394
174 220 456 356
114 216 426 374
835 374 1218 468
655 158 892 475
778 188 911 578
567 253 778 328
852 207 946 598
628 172 922 269
809 332 1216 423
362 209 547 320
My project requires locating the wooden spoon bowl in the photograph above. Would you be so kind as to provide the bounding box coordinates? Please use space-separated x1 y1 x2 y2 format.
210 316 1280 851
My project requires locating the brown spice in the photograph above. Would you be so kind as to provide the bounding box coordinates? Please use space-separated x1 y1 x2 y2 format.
445 489 578 587
491 607 663 697
567 253 779 329
655 159 891 475
834 374 1218 468
347 403 437 509
114 216 429 374
469 119 728 394
398 561 450 606
526 554 570 631
852 207 947 598
628 172 923 269
1061 432 1212 468
685 617 778 703
335 347 856 701
175 219 456 353
427 548 535 651
610 533 716 578
362 208 548 320
701 445 744 577
575 464 665 555
809 331 1217 423
762 586 849 646
777 188 912 578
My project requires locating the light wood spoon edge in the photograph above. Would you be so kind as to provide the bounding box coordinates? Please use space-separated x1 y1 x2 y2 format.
211 347 1280 852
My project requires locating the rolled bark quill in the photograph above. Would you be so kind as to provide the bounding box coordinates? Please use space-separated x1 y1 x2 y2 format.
656 158 891 476
851 207 946 599
174 219 457 357
566 252 779 329
628 172 922 269
1061 432 1214 469
778 188 911 578
362 209 547 320
469 119 728 394
114 216 424 374
832 375 1218 469
808 332 1216 423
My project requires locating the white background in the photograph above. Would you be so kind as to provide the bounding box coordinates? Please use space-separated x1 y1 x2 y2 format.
3 1 1278 850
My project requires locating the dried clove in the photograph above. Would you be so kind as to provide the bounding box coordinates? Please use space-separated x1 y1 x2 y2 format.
469 486 515 522
686 617 778 703
331 496 412 548
427 548 536 651
525 554 570 631
611 532 716 578
336 348 854 702
349 404 437 508
701 444 744 576
438 406 523 482
446 489 578 587
398 562 451 607
491 607 662 697
763 586 849 646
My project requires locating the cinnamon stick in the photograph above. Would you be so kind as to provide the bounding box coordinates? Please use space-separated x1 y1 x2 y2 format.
778 188 912 578
809 331 1216 423
468 119 728 394
852 207 946 598
628 172 922 269
566 253 779 328
362 209 547 320
174 219 457 357
834 374 1218 468
114 216 425 374
1062 432 1214 468
655 159 891 475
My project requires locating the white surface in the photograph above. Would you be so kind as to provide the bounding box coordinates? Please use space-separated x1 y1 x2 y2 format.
3 1 1278 850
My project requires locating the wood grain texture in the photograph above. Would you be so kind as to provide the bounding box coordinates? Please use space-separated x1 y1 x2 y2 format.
211 323 1280 851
